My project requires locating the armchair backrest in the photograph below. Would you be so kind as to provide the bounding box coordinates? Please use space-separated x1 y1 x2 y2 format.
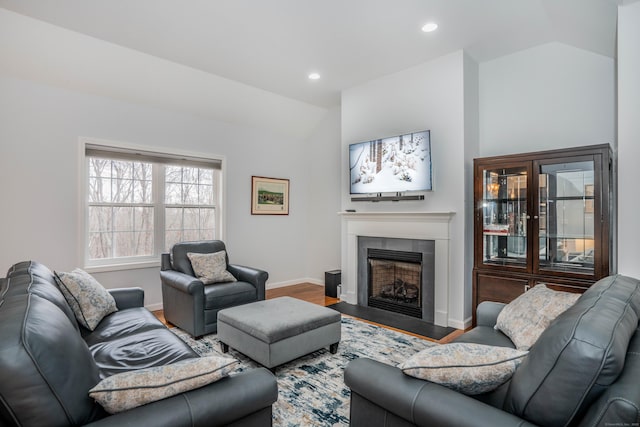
170 240 229 276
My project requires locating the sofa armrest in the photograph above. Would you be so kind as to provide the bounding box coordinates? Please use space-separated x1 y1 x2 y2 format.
345 358 535 427
108 287 144 310
83 368 277 427
227 264 268 300
160 270 204 295
476 301 507 327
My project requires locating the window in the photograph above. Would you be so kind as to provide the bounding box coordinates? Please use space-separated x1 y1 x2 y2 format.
84 141 223 268
164 165 216 249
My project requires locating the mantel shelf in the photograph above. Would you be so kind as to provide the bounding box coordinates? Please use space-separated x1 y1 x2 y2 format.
338 211 455 218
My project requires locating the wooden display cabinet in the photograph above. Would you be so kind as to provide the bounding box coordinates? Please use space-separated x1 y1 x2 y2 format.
472 144 614 324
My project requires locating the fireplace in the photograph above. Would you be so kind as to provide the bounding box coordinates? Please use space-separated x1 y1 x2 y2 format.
368 249 422 318
357 236 435 323
340 211 455 327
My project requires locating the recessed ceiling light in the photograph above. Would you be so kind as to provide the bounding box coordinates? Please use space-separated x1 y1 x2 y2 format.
421 22 438 33
308 72 321 80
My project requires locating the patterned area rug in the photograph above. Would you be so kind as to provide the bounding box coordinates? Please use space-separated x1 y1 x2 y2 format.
171 317 433 426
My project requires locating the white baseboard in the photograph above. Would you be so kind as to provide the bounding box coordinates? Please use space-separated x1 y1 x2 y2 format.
146 302 163 312
447 315 472 330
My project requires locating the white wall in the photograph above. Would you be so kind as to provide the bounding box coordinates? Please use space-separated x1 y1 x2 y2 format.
479 42 615 156
341 51 471 328
304 106 342 283
0 75 337 309
617 2 640 278
463 53 480 318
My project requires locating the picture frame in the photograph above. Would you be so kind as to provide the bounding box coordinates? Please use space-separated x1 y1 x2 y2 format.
251 176 290 215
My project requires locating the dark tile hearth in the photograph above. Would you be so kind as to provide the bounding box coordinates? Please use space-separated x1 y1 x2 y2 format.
327 302 456 341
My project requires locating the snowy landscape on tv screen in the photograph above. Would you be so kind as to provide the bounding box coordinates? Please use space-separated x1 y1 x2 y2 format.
349 130 431 194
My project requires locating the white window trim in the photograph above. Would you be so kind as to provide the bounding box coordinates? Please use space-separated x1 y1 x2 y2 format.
78 137 227 271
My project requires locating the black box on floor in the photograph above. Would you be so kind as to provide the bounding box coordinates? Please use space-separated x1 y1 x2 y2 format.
324 270 341 298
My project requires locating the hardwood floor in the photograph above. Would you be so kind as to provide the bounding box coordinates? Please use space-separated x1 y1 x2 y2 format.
154 283 463 344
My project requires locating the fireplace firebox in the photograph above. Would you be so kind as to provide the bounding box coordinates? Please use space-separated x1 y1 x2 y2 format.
357 236 435 323
368 248 422 318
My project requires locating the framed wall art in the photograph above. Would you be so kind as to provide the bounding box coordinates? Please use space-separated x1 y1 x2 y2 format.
251 176 290 215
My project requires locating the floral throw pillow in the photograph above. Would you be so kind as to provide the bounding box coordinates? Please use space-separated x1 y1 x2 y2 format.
89 356 239 413
399 343 528 395
495 284 580 350
54 268 117 330
187 251 237 284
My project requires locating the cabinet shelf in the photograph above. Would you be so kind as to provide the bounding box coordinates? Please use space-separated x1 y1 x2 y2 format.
483 198 527 203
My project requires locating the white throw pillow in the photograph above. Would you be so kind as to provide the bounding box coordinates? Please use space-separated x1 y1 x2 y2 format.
89 356 239 413
187 251 237 284
399 343 528 395
55 268 117 330
495 284 580 350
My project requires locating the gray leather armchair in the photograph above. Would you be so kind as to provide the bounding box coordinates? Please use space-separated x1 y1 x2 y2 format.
160 240 268 337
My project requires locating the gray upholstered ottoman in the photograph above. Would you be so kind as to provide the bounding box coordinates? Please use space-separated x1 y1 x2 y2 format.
217 296 341 370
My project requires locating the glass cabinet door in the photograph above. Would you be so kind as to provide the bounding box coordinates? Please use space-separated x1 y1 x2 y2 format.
481 166 528 267
537 160 595 275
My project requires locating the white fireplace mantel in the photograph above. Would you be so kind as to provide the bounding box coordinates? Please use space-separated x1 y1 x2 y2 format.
339 211 455 327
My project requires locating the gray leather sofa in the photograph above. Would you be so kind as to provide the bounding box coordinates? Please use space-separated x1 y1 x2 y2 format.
161 240 268 337
0 261 277 427
345 274 640 427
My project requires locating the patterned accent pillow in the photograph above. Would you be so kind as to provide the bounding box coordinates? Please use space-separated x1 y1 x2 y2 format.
89 356 239 413
187 251 237 284
54 268 117 330
495 284 580 350
399 343 528 395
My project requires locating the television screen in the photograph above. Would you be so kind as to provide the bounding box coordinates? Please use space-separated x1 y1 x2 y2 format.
349 130 431 194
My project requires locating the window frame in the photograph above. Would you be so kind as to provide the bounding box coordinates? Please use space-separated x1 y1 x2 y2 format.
79 138 226 272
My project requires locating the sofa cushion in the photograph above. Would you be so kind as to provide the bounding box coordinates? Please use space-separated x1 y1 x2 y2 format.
188 251 237 284
504 275 640 427
87 312 198 379
83 306 169 345
495 284 579 350
55 268 118 330
89 356 239 413
399 343 528 395
204 281 257 310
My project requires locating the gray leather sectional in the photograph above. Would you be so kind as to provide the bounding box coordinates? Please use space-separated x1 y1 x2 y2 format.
0 261 277 427
345 274 640 427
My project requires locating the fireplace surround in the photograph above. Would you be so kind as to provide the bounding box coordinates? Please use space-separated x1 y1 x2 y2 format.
340 211 454 327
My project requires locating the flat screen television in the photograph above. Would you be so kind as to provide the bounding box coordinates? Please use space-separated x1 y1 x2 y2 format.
349 130 431 195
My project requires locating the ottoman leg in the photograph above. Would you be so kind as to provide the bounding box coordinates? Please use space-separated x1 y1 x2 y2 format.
220 342 229 353
330 342 339 354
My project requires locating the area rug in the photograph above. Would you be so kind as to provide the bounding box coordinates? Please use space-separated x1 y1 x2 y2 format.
171 316 434 427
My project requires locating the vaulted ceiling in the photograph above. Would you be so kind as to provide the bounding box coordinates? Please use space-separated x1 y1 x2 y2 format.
0 0 626 108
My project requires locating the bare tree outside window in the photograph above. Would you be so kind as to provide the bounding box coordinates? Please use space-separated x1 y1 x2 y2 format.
86 147 219 265
164 165 216 251
87 158 154 260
